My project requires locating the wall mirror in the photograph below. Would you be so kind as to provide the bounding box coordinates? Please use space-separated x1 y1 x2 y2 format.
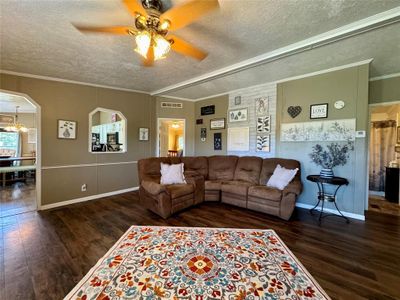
89 108 127 153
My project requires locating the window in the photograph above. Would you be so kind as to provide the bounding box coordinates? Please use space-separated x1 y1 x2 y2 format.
0 130 19 156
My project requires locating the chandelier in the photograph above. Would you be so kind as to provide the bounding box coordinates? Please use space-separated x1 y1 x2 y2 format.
4 106 28 132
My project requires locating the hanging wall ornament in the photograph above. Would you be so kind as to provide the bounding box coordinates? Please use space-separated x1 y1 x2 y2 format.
287 106 302 118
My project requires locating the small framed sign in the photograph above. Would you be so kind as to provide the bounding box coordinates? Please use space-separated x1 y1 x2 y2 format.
196 119 203 125
210 118 225 130
58 120 77 139
139 127 149 141
310 103 328 119
201 105 215 116
397 126 400 144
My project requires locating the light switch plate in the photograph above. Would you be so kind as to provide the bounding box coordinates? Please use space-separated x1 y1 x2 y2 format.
355 130 366 138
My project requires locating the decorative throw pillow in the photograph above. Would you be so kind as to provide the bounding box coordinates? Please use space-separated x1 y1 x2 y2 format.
160 163 186 185
267 164 298 190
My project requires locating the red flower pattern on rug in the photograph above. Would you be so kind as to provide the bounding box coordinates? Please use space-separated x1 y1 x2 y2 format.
65 226 330 299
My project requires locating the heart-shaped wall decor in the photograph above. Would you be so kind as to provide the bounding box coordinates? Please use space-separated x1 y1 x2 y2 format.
287 106 302 118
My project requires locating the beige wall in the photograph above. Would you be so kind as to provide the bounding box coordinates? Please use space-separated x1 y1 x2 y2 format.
369 76 400 104
194 95 228 156
155 96 195 156
0 74 154 205
276 64 369 215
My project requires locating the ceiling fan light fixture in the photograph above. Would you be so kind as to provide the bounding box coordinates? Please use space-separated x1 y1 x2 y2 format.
158 19 170 31
134 31 151 58
153 34 171 60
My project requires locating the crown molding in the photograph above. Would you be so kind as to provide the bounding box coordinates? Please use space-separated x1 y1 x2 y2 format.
151 7 400 96
193 59 373 102
369 72 400 82
0 70 150 94
155 94 194 102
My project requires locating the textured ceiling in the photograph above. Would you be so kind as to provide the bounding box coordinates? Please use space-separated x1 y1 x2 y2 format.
0 93 36 113
0 0 399 98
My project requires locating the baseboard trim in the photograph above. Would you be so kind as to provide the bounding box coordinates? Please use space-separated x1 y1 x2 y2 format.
368 190 385 197
39 187 139 210
295 202 365 221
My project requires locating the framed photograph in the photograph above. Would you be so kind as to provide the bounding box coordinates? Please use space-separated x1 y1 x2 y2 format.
139 127 149 141
210 118 225 130
214 133 222 150
255 97 269 116
257 116 271 133
227 127 249 151
310 103 328 119
196 119 203 125
397 126 400 144
256 135 270 152
234 96 241 106
58 120 76 139
229 108 248 123
201 105 215 116
200 127 207 141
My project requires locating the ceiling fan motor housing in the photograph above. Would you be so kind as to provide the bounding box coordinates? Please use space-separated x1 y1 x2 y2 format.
141 0 162 12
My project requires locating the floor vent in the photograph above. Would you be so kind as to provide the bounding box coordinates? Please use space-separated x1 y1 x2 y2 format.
161 102 183 109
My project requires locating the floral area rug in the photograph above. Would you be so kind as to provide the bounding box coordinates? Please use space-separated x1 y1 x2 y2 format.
65 226 330 300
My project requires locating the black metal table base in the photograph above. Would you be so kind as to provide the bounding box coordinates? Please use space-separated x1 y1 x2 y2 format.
309 198 350 224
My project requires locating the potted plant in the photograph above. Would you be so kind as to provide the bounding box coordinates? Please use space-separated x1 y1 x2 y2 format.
309 142 354 178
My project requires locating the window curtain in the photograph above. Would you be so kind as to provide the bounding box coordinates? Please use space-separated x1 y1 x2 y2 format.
369 120 396 191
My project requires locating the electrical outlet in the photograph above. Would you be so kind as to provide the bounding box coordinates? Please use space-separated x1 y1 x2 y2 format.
81 184 87 192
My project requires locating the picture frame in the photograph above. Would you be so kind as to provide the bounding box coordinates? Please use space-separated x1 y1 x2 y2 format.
234 96 241 106
27 128 37 144
227 127 249 151
214 133 222 150
210 118 225 130
200 127 207 141
256 135 270 152
201 105 215 116
58 120 76 139
139 127 149 141
310 103 328 119
228 108 248 123
255 97 269 116
256 116 271 133
397 126 400 144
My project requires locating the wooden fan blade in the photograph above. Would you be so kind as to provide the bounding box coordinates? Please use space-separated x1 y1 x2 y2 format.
143 46 154 67
160 0 219 31
74 25 133 35
123 0 147 17
169 35 207 60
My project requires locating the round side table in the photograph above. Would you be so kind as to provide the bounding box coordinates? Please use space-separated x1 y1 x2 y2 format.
306 175 350 224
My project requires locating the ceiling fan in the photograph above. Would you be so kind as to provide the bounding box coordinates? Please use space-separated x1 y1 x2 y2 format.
73 0 219 66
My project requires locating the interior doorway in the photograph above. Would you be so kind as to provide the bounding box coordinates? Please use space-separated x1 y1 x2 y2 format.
0 90 40 217
368 102 400 216
157 118 185 157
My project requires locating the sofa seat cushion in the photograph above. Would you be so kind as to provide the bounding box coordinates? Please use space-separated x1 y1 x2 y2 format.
221 181 253 196
248 186 282 202
166 184 194 199
205 180 224 191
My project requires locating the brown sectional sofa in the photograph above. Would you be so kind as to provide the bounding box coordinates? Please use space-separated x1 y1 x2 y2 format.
138 155 302 220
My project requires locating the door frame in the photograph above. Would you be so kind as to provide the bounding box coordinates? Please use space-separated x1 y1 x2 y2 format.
367 100 400 209
156 118 186 157
0 89 42 210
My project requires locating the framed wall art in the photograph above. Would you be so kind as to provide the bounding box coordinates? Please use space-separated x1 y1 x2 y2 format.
227 127 249 151
200 127 207 141
256 116 271 133
210 118 225 130
228 108 248 123
310 103 328 119
201 105 215 116
214 132 222 150
397 126 400 144
234 96 241 106
256 135 270 152
58 120 76 139
255 97 269 116
139 127 149 141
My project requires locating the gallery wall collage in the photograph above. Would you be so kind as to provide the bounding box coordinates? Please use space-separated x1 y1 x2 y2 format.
227 82 277 157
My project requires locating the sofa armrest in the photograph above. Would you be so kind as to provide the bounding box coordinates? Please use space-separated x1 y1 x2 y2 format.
141 180 167 196
283 180 302 197
184 171 205 205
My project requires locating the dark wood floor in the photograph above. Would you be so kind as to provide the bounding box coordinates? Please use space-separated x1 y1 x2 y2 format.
1 191 399 300
369 195 400 217
0 181 36 218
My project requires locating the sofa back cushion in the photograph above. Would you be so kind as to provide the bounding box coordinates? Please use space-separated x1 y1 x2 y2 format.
234 156 263 184
138 157 171 183
181 156 208 178
260 158 301 185
208 156 238 181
